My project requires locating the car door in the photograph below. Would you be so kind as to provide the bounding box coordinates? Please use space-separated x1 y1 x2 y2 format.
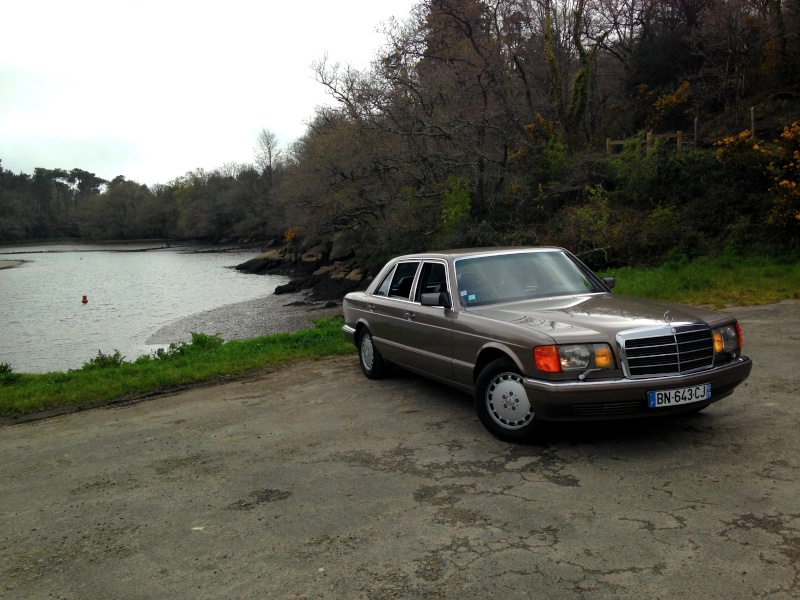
398 260 454 379
365 260 421 364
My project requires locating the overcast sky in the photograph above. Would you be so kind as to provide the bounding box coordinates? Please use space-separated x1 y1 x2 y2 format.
0 0 418 186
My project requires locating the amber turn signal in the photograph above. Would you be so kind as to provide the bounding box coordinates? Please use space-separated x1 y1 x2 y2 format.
594 345 613 368
534 345 561 373
713 331 724 353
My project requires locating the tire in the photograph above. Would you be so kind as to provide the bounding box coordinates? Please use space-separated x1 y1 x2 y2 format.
474 358 540 443
358 327 389 379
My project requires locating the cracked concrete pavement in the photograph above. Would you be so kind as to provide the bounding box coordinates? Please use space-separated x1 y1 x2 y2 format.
1 301 798 599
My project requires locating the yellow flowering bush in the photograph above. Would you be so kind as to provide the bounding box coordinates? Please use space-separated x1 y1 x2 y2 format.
715 122 800 234
284 226 301 244
768 122 800 228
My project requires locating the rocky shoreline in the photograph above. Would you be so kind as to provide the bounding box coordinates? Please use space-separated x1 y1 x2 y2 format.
234 245 370 301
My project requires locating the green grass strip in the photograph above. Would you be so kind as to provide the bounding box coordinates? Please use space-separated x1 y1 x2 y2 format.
1 317 355 419
599 254 800 309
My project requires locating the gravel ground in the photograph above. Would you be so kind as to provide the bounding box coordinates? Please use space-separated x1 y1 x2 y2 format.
146 291 343 345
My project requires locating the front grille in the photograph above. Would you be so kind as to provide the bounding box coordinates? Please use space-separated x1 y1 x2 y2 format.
620 324 713 377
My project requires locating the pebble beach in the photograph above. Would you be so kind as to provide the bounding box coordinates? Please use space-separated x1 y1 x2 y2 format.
146 290 342 345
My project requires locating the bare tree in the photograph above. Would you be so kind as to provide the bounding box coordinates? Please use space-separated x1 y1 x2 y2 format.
254 128 284 185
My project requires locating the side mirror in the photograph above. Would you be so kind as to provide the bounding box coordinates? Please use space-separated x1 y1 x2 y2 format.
602 276 616 290
420 291 452 309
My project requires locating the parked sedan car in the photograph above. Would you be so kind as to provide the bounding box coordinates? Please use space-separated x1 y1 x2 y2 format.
342 247 752 442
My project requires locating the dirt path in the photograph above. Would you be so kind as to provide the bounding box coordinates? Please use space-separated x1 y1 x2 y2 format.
1 301 798 599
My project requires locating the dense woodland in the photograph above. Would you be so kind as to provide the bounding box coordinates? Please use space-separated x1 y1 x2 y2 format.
2 0 799 269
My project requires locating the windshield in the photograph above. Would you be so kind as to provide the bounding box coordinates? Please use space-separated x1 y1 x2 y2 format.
455 250 606 307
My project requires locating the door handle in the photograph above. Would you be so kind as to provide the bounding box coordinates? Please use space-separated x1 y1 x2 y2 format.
404 311 416 321
367 303 375 312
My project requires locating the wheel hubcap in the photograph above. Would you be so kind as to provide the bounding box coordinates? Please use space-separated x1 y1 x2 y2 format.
486 372 533 430
361 334 374 370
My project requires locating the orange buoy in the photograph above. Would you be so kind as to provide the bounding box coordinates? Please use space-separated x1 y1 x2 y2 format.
82 295 88 304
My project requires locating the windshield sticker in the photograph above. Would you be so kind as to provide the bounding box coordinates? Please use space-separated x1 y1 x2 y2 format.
468 294 476 302
460 290 467 296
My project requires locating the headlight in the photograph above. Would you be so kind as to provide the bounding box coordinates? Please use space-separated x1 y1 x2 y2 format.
713 323 742 356
534 344 615 373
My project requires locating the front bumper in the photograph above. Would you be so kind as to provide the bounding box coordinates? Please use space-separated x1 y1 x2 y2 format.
524 357 753 421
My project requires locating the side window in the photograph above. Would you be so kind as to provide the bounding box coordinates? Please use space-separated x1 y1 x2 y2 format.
374 266 395 297
387 261 420 300
415 262 448 301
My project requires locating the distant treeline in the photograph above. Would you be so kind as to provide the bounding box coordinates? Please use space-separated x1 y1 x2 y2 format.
2 0 798 269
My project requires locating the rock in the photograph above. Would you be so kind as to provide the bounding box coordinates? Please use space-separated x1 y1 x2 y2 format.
330 231 358 262
301 244 326 263
274 282 299 295
234 240 371 301
309 275 364 301
330 244 356 262
236 245 291 274
256 248 286 261
315 261 346 277
235 258 275 274
313 265 336 276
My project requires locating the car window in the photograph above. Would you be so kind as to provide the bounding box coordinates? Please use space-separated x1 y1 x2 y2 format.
383 261 420 300
414 262 448 301
374 266 395 297
455 251 604 306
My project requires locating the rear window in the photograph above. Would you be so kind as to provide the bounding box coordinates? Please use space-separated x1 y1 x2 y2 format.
374 261 420 300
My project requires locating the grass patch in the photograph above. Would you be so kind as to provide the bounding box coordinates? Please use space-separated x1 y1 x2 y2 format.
1 317 355 419
599 254 800 309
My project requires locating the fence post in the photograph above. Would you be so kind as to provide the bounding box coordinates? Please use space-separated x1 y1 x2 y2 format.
606 138 611 155
677 130 684 153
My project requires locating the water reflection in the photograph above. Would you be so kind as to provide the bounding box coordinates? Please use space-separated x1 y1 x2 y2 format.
0 244 284 373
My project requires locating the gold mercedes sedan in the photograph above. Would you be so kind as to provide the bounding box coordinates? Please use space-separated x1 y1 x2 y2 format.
342 247 753 443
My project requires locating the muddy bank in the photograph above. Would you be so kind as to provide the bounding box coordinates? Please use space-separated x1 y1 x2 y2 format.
147 290 342 345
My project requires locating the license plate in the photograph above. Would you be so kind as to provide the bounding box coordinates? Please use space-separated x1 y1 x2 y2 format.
648 383 711 408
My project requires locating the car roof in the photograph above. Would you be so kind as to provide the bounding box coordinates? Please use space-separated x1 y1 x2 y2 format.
393 247 566 261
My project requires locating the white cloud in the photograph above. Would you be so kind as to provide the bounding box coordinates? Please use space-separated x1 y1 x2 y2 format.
0 0 417 185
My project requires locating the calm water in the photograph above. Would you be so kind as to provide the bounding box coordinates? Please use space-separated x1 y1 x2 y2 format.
0 243 285 373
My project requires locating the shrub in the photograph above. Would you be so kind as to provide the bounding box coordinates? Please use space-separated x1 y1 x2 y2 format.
82 350 125 370
188 332 224 351
439 176 472 237
1 362 21 384
714 123 800 243
146 341 188 361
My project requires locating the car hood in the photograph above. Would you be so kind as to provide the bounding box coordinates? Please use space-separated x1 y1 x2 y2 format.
467 293 727 341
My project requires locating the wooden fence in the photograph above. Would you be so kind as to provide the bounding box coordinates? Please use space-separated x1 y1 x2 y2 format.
606 130 688 155
606 111 759 156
